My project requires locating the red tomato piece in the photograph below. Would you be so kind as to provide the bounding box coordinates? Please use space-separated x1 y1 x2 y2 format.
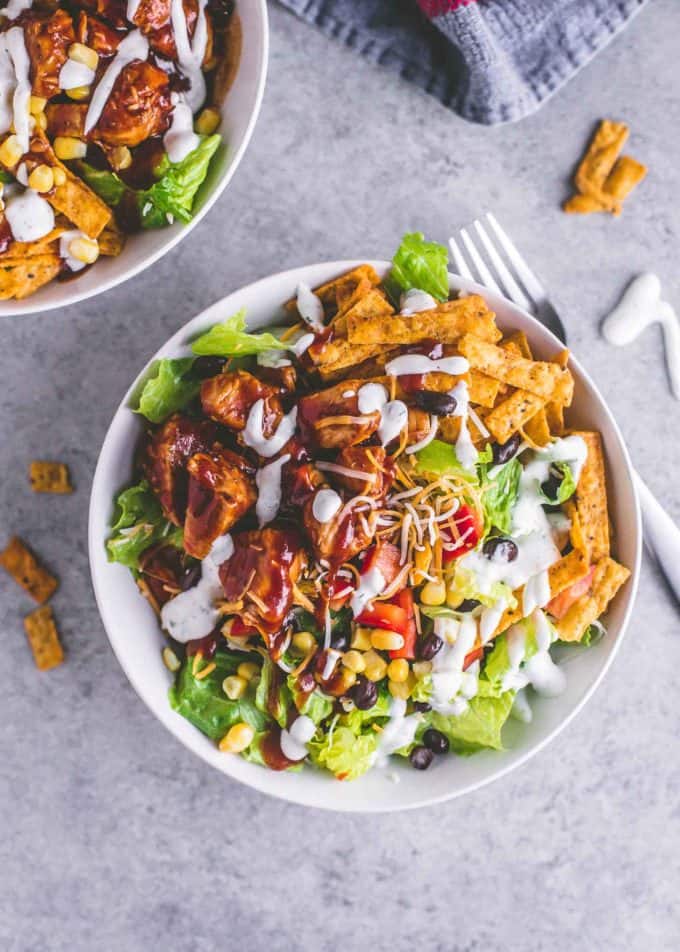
545 566 596 620
463 645 484 670
388 588 417 660
356 601 408 634
441 505 482 563
360 541 403 587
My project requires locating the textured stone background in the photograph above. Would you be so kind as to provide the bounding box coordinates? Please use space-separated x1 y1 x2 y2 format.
1 2 679 950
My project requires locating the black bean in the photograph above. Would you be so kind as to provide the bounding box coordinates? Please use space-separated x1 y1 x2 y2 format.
192 356 226 379
330 630 350 652
412 390 458 416
456 598 482 613
413 701 432 713
423 728 450 755
351 676 379 711
409 746 434 770
418 633 443 661
492 433 521 466
180 563 202 590
541 470 562 501
482 537 518 563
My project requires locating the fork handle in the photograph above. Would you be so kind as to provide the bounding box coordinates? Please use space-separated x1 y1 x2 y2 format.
634 470 680 605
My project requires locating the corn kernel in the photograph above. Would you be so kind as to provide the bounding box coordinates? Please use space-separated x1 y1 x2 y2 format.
219 722 255 753
370 629 404 652
108 145 132 171
68 42 99 71
0 134 23 168
420 579 446 606
388 678 411 700
446 586 462 608
29 95 46 115
28 164 54 193
54 136 87 160
194 106 221 136
67 85 91 101
338 666 357 691
237 661 259 682
412 660 433 679
292 630 316 655
342 650 365 674
363 650 387 683
350 626 372 651
35 112 47 130
53 167 66 186
162 646 180 672
222 674 247 700
387 658 409 683
68 236 99 265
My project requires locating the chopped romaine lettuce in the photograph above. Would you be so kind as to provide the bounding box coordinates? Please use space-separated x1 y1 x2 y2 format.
135 357 200 423
255 657 292 729
106 480 182 570
414 439 480 483
341 687 391 733
390 232 450 302
539 460 577 504
429 691 515 754
482 458 521 533
169 650 269 741
288 675 334 724
438 567 517 612
481 619 539 695
191 309 291 357
74 162 127 206
307 724 378 780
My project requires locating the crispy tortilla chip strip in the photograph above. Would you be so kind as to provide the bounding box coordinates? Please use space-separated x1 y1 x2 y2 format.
0 254 61 300
0 536 58 603
438 413 488 448
545 350 570 433
484 389 545 444
0 221 66 259
603 155 647 202
29 461 73 494
333 277 375 325
574 119 628 198
565 500 589 560
504 331 532 360
522 408 551 447
318 350 401 382
493 599 524 638
284 265 380 315
457 334 562 399
468 371 500 408
555 557 630 642
563 194 608 215
33 132 111 238
24 604 64 671
573 430 610 562
98 220 125 257
347 295 501 346
548 549 590 599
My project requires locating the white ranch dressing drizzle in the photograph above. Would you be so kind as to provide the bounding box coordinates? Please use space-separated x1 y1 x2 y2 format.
450 380 477 471
280 714 317 761
1 0 33 19
85 30 149 134
501 610 565 697
522 568 551 617
59 59 95 91
0 27 31 152
59 229 96 272
321 648 341 680
255 453 290 527
163 94 199 163
243 401 297 458
5 188 54 241
296 282 325 331
405 414 438 454
160 534 234 643
357 382 408 447
400 288 437 315
169 0 208 111
385 354 469 377
430 615 479 715
312 488 342 524
257 349 292 369
601 272 680 401
292 332 315 357
126 0 143 22
375 697 422 766
350 565 386 616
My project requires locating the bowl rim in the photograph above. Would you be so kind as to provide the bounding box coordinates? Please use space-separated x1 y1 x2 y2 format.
0 0 269 317
88 259 642 812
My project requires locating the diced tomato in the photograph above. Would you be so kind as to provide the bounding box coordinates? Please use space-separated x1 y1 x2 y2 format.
227 617 259 639
360 541 403 587
441 505 482 562
545 566 596 620
463 645 484 670
356 601 408 634
388 588 417 660
399 373 427 393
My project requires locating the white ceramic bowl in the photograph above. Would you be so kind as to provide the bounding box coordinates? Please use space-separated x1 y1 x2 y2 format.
89 261 641 812
0 1 268 317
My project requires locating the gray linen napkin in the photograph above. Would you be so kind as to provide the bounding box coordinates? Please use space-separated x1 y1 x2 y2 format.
276 0 648 124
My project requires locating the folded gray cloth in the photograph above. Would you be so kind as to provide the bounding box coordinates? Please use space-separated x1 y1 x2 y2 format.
277 0 648 124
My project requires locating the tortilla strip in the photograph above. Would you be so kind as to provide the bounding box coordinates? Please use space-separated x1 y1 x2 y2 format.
347 295 501 346
29 461 73 494
0 223 65 259
573 119 629 213
602 155 647 202
493 599 524 638
24 604 65 671
555 557 630 642
0 536 58 603
0 254 62 299
573 430 610 562
318 350 401 382
484 389 545 444
468 371 500 408
438 413 488 448
548 549 590 599
563 194 608 215
545 349 570 433
333 277 375 326
98 220 125 257
284 265 380 315
564 500 589 560
457 334 563 399
522 408 551 447
504 330 532 360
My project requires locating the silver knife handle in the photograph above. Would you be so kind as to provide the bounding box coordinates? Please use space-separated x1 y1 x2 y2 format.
634 470 680 605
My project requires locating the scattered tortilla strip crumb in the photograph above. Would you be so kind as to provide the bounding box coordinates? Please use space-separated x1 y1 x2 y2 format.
549 549 590 599
564 119 646 216
573 430 610 562
346 295 501 346
603 155 647 202
0 536 58 603
24 604 64 671
29 461 73 494
457 334 563 400
556 557 630 642
484 389 545 444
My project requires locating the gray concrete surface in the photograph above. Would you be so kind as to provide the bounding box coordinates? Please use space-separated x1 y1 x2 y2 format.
1 2 679 949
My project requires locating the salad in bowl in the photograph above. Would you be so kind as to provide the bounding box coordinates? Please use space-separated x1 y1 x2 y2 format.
100 233 632 785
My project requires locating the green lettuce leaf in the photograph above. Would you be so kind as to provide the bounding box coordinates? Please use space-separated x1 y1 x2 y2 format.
74 162 127 206
539 461 577 504
430 691 515 754
135 357 200 423
169 650 269 741
138 135 221 228
481 619 539 695
288 676 334 724
482 458 521 533
414 439 480 483
106 480 182 570
307 724 378 780
437 567 517 612
191 309 291 357
341 687 391 734
255 657 292 728
390 232 450 302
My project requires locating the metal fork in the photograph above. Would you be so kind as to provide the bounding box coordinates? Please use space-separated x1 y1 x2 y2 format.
449 213 680 605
